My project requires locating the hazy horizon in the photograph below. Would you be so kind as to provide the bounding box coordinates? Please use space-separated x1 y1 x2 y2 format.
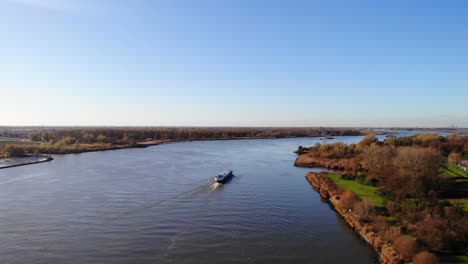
1 0 467 127
0 125 467 130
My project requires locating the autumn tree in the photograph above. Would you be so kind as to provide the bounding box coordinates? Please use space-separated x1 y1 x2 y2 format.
415 214 457 252
393 235 418 260
362 145 395 181
97 134 108 143
341 190 359 210
448 151 462 165
353 199 374 221
358 134 378 149
414 134 441 148
2 145 25 158
82 133 95 143
392 147 441 199
28 132 41 142
56 137 76 146
412 251 439 264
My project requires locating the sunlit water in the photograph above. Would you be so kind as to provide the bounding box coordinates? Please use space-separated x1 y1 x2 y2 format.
0 133 431 263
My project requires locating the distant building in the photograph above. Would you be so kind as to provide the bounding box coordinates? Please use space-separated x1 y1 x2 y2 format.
459 161 468 172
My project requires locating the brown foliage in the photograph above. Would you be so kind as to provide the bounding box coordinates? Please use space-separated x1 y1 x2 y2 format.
391 147 441 199
97 134 108 143
1 145 25 158
393 235 418 260
385 200 400 216
415 214 457 252
414 134 441 148
358 134 378 149
382 226 401 242
353 199 374 221
412 251 439 264
307 142 359 159
55 136 76 146
370 215 389 232
442 134 466 155
341 190 359 210
362 144 395 181
448 151 462 165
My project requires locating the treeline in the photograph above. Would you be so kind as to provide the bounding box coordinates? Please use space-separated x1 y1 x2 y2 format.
25 127 362 144
300 134 468 259
1 127 363 156
0 145 26 158
300 134 467 161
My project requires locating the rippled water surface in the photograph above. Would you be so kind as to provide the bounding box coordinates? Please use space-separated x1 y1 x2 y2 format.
0 136 383 264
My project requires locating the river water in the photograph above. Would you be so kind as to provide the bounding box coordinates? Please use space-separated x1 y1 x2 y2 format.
0 136 387 264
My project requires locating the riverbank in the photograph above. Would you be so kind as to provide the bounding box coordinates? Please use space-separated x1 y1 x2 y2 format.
0 136 381 263
0 136 319 169
294 155 352 170
305 172 402 264
9 135 334 156
0 155 53 169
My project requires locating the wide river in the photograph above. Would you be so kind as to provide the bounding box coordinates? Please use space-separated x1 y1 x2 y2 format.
0 136 395 263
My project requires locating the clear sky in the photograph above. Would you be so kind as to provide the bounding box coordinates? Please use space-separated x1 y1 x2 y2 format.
1 0 467 127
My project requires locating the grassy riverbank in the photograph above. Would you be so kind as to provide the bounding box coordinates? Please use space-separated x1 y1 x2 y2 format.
440 163 468 182
307 172 468 264
325 173 384 207
297 134 468 263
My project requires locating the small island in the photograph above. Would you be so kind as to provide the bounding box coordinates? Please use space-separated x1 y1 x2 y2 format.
295 134 467 264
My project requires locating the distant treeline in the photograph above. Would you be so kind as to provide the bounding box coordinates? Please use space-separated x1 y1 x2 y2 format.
0 127 363 156
24 127 362 143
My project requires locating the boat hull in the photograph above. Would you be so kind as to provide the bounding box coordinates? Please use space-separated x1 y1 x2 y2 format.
214 170 233 183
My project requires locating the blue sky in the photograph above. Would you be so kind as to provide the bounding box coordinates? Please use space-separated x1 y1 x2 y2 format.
1 0 467 127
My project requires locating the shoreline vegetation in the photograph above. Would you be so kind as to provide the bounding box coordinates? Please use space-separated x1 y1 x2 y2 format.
296 134 468 264
0 127 364 158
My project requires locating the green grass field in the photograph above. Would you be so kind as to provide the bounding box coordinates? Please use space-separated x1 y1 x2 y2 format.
325 173 384 207
440 163 468 182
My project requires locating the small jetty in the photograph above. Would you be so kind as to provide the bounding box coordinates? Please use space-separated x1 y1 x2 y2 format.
0 155 53 169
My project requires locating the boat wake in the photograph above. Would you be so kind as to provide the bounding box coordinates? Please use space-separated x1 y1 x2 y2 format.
209 182 222 191
100 177 228 225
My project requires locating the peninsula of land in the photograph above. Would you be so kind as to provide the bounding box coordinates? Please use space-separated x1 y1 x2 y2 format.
296 134 468 264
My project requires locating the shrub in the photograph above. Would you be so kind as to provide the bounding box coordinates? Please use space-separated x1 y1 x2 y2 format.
2 145 25 158
371 215 389 232
353 199 374 221
55 136 76 146
412 251 439 264
385 200 400 216
382 226 401 242
415 214 456 252
359 134 378 148
448 151 462 165
341 190 359 210
393 235 417 260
